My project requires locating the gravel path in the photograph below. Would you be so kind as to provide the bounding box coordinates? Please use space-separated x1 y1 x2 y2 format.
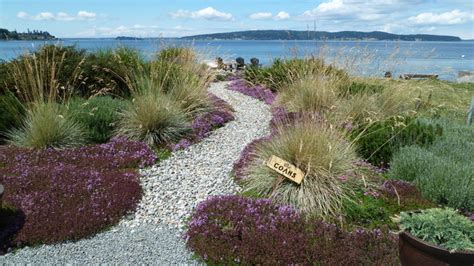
1 81 272 264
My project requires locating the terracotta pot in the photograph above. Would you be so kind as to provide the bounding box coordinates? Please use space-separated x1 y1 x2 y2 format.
399 231 474 266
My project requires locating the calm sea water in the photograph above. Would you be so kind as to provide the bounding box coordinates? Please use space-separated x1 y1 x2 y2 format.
0 38 473 81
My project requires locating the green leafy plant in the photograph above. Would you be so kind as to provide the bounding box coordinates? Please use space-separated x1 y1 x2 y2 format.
67 96 127 143
342 182 435 230
399 208 474 252
242 118 357 218
6 102 86 149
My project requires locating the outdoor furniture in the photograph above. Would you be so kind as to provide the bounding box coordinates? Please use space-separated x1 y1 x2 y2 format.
236 57 245 70
250 57 260 67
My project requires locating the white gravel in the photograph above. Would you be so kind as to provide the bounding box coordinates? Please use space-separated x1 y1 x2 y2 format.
0 81 272 264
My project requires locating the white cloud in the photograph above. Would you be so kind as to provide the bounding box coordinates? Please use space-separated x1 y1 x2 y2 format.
249 12 273 20
17 11 29 19
299 0 405 21
249 11 290 20
17 11 97 21
408 10 473 25
171 7 233 21
275 11 290 20
77 11 97 19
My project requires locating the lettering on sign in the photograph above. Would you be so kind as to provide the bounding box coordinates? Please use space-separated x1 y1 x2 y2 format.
266 155 305 184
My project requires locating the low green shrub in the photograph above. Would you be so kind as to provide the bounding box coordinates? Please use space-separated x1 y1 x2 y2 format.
351 116 443 166
389 122 473 211
67 96 127 143
6 102 86 149
399 208 474 252
342 180 436 230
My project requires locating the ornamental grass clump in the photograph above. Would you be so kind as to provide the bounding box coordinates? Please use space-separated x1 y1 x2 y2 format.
185 195 398 265
399 208 474 252
277 75 340 114
6 102 86 149
7 45 84 104
242 118 357 217
116 84 190 147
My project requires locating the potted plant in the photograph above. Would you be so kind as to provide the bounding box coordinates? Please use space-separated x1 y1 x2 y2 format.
398 208 474 266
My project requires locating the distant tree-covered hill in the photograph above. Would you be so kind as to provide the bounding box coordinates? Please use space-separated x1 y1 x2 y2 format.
182 30 461 41
0 28 55 40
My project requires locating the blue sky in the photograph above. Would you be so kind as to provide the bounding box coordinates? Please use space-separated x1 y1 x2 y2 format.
1 0 473 39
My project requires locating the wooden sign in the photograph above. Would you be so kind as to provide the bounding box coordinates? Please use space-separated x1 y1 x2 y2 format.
266 155 305 184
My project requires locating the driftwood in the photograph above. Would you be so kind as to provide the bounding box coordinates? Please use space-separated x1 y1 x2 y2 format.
400 74 438 80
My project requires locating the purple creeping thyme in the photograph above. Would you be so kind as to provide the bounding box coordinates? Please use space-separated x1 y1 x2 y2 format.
232 135 273 180
0 138 156 250
170 93 235 151
227 80 276 105
185 195 398 265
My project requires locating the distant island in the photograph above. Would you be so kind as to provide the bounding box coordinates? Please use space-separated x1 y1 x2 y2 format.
0 28 55 40
116 36 144 40
182 30 461 42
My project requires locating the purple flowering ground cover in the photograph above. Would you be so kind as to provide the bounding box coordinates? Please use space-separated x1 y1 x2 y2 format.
227 79 276 105
171 93 235 151
185 195 398 265
0 137 156 252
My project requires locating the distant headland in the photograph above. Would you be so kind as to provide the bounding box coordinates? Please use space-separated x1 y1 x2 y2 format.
182 30 462 42
0 28 55 40
116 36 144 40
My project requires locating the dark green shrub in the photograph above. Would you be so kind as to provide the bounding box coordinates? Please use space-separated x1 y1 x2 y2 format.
389 124 474 211
0 92 25 143
351 116 443 166
67 96 127 143
399 208 474 252
79 47 145 98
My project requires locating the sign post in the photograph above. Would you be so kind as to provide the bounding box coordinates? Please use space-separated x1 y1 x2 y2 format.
266 155 305 184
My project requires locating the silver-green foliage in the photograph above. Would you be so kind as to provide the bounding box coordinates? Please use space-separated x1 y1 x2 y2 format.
7 103 86 149
242 120 357 218
399 208 474 252
389 122 474 211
